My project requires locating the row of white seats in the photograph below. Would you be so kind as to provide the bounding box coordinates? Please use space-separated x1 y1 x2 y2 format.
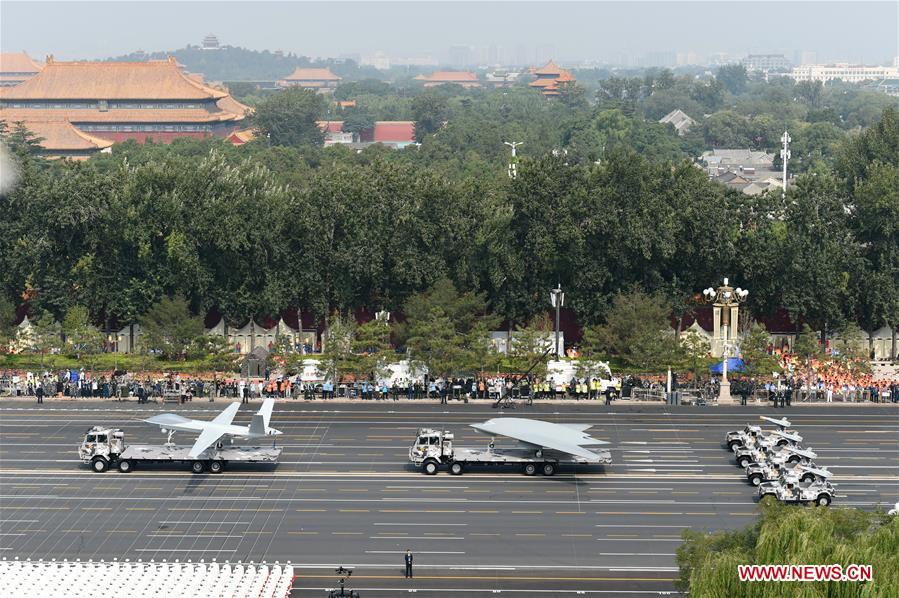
0 558 293 598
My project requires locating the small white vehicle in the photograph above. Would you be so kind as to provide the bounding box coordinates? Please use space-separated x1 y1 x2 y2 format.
78 426 281 474
734 431 803 468
759 478 836 507
409 419 612 476
747 460 826 487
725 417 797 451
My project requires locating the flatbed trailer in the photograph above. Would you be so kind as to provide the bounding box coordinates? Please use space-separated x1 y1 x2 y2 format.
78 426 281 474
410 427 612 476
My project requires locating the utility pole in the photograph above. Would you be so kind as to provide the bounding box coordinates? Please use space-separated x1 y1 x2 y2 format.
504 141 523 179
780 130 791 199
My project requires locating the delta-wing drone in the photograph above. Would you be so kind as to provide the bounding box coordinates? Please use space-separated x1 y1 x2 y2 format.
410 417 612 476
145 398 282 458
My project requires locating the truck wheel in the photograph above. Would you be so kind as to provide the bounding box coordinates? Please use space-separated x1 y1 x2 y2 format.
776 439 789 447
788 456 801 464
423 460 439 475
816 494 832 507
541 463 556 476
191 460 206 474
449 462 464 476
737 455 751 468
208 460 224 474
523 463 537 476
91 457 108 473
117 460 133 473
727 440 741 450
749 473 762 486
801 473 814 483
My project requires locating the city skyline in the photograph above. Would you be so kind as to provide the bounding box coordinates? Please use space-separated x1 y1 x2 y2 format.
2 1 897 67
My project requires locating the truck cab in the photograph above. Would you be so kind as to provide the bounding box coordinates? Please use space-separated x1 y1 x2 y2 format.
78 426 125 471
409 428 454 473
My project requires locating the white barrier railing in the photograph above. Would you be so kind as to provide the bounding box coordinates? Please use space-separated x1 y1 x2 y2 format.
0 557 294 598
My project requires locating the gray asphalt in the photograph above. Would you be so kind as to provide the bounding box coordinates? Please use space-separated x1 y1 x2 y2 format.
1 399 897 596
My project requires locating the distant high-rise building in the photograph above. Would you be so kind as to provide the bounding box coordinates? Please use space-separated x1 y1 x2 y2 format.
640 51 676 67
449 45 472 68
363 51 391 71
800 51 818 66
488 44 499 66
514 45 529 67
535 44 555 65
202 34 220 50
743 54 791 72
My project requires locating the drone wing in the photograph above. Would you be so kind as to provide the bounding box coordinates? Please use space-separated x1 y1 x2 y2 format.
187 403 241 458
212 402 241 425
470 418 607 460
188 426 226 458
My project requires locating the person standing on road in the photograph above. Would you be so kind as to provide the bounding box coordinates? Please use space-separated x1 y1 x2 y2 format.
404 549 413 579
36 383 44 404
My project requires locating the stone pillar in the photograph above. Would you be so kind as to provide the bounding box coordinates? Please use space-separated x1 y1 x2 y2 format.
729 306 740 341
712 306 722 357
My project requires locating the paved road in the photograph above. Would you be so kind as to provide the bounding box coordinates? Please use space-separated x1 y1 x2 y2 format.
1 400 896 596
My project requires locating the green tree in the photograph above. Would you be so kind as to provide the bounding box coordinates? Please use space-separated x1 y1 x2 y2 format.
254 87 326 147
403 278 499 379
62 305 103 363
581 290 679 370
139 295 204 360
320 312 357 385
791 323 824 382
192 334 237 372
677 499 899 596
411 92 450 142
680 329 713 381
739 322 781 378
775 174 858 339
29 311 62 369
341 107 376 137
852 162 899 360
507 314 553 378
0 296 15 353
836 106 899 192
716 64 748 95
352 316 393 382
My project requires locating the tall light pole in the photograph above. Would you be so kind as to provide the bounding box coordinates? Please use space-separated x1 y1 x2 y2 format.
504 141 523 179
780 130 791 199
702 278 749 402
549 285 564 360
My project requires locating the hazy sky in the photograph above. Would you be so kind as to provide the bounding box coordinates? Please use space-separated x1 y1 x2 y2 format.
3 1 897 65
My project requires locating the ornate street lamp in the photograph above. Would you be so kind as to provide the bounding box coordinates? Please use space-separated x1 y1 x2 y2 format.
702 278 749 402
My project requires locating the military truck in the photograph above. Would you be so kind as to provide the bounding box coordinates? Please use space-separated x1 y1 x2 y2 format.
78 426 281 474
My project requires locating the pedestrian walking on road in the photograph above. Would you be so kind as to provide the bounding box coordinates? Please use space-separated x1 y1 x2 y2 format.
404 549 413 579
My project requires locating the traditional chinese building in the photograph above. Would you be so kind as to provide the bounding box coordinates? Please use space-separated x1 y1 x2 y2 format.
0 52 43 87
528 59 575 97
277 67 341 93
359 121 416 148
0 56 249 155
414 71 481 88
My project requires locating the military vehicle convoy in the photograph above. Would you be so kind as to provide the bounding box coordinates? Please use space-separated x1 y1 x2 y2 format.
724 416 837 506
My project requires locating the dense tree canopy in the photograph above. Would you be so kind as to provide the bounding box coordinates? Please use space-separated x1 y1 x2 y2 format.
1 76 897 350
